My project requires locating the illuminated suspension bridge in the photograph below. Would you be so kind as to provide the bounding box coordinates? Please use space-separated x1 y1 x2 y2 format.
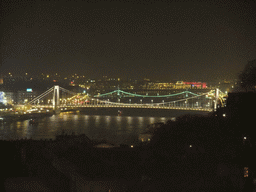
26 85 226 112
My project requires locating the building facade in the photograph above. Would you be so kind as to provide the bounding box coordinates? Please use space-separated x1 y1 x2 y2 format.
17 91 37 104
4 92 15 104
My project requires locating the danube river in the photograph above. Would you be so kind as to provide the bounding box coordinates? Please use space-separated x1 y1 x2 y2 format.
0 109 209 145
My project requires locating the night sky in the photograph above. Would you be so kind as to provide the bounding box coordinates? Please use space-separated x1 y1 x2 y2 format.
1 0 255 82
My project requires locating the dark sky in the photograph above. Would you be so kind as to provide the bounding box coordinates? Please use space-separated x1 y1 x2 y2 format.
1 0 255 82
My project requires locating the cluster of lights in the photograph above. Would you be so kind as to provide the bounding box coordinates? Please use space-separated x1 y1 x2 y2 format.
0 108 10 111
27 108 38 112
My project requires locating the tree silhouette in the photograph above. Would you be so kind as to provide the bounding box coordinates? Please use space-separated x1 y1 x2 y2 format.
143 112 251 191
239 59 256 92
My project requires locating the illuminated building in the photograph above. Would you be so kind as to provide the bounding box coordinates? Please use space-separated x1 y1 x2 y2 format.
175 81 184 89
154 83 175 89
183 82 207 89
17 90 37 104
0 92 6 104
3 92 15 104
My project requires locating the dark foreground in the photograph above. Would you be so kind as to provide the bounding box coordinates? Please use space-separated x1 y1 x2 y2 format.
1 112 256 191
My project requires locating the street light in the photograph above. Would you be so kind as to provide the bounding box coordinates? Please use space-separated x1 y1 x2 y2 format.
140 99 142 104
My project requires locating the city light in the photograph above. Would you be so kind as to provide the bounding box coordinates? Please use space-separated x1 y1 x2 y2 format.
244 167 249 177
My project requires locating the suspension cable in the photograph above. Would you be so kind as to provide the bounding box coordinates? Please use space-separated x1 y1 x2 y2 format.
94 89 202 98
28 87 54 104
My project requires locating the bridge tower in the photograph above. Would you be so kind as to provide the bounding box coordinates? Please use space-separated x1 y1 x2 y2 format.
214 88 219 111
53 85 60 113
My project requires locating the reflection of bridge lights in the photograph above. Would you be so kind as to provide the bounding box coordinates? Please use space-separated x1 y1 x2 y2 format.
106 116 111 126
149 117 154 124
138 116 143 124
73 114 78 121
116 116 121 123
160 117 166 122
127 116 132 124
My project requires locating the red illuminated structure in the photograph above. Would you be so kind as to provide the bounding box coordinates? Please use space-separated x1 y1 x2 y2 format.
183 82 207 89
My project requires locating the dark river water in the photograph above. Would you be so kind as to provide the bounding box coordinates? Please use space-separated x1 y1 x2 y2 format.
0 109 209 145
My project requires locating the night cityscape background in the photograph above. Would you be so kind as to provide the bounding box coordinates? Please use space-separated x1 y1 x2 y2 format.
0 0 256 191
1 0 256 81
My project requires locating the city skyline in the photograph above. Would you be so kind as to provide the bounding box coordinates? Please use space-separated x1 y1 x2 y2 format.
1 0 256 82
1 71 235 84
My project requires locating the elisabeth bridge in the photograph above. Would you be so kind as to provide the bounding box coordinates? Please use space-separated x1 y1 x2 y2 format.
26 85 226 112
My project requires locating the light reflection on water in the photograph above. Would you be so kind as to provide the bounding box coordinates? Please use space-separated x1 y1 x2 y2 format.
0 114 169 144
0 111 208 144
149 117 155 124
63 114 68 121
105 116 111 128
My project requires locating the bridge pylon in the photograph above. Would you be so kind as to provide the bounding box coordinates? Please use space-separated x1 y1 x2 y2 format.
53 85 60 113
214 88 219 111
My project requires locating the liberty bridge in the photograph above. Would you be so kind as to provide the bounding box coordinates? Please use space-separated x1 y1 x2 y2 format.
24 85 226 113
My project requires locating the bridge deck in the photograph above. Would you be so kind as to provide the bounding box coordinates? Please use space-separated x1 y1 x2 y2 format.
32 104 213 112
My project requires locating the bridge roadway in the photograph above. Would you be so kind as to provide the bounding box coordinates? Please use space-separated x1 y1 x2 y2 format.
33 104 213 112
